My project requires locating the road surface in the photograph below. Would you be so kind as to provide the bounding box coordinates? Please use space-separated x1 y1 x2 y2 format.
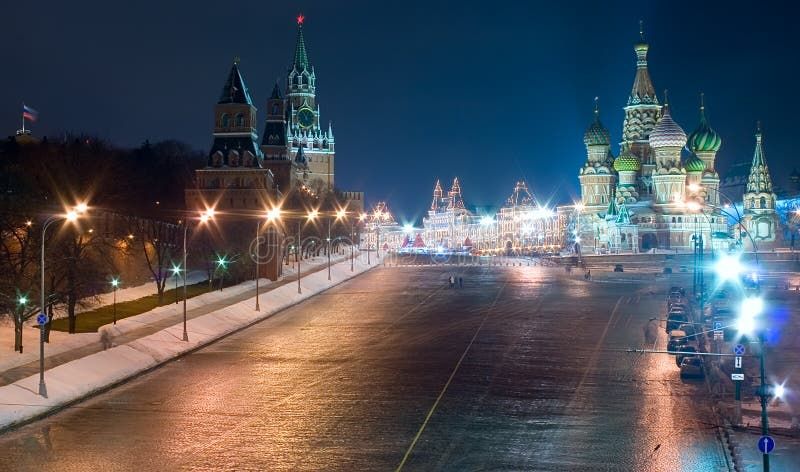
0 265 729 471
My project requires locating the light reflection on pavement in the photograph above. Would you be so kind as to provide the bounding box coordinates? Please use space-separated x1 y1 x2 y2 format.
0 266 729 471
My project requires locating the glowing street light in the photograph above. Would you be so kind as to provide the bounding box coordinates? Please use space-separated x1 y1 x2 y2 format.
16 295 28 353
181 208 214 341
171 264 181 304
715 254 743 281
110 278 120 325
38 202 88 397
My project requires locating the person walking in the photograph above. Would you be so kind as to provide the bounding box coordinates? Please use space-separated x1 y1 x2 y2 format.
99 327 113 350
458 277 463 288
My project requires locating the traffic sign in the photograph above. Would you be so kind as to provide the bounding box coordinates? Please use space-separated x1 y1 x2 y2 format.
714 321 723 330
731 373 744 381
735 356 742 369
714 332 723 340
758 435 775 454
36 313 47 325
734 344 746 356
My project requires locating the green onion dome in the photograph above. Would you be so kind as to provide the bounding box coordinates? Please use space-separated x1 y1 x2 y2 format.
687 107 722 152
583 109 611 147
684 153 706 172
649 105 687 149
614 145 641 172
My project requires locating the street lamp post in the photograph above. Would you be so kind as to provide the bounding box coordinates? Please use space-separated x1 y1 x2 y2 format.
297 210 318 294
350 223 355 272
39 203 87 397
16 295 27 353
255 220 261 311
736 296 785 472
171 265 180 304
182 209 214 342
327 217 332 281
111 278 119 325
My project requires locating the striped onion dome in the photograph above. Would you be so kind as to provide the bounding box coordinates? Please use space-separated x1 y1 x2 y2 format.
687 106 721 152
684 153 706 172
614 145 641 172
583 112 611 147
649 104 687 149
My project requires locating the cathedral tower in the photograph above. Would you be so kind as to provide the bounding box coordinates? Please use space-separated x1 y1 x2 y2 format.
649 96 687 205
208 60 261 167
743 125 779 244
286 15 335 191
579 100 617 206
686 94 722 206
622 23 662 177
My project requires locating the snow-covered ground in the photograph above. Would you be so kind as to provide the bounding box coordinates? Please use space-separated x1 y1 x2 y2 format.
47 271 209 320
0 252 379 430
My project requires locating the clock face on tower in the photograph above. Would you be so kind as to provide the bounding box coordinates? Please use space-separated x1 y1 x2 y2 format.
297 107 314 128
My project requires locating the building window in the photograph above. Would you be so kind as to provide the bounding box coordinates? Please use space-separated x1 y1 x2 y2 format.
221 114 230 127
272 103 279 115
236 113 244 127
678 217 682 223
671 217 676 223
760 196 767 209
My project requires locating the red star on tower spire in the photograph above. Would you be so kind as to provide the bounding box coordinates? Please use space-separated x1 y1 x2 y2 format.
297 14 305 25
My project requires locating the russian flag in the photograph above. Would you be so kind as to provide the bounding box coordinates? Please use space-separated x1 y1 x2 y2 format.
23 105 39 121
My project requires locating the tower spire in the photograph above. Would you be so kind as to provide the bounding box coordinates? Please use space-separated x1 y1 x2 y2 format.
293 14 310 71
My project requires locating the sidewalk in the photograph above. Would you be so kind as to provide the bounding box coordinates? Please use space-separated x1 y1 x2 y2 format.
0 252 379 431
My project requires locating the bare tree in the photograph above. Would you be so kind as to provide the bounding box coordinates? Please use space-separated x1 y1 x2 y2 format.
130 217 180 304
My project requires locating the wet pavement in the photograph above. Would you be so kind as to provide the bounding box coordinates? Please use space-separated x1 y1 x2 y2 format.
0 266 730 471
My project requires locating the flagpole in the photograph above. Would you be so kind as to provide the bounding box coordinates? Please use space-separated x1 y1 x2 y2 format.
21 103 25 133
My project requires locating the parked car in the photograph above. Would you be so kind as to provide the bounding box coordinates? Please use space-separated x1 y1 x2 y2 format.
663 267 673 274
667 330 688 352
667 313 689 332
678 323 697 338
679 265 688 273
680 357 704 378
669 286 686 297
675 345 698 367
613 264 624 272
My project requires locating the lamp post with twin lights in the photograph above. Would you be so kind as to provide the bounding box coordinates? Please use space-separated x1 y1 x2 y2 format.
327 209 347 281
38 202 88 397
255 207 281 311
182 209 214 342
297 209 318 294
736 296 787 472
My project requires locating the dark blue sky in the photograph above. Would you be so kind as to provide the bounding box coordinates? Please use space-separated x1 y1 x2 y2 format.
3 0 797 225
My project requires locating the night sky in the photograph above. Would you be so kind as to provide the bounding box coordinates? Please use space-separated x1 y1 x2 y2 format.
3 0 798 225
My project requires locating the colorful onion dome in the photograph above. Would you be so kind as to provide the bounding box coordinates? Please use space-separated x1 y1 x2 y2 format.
649 99 687 149
614 145 641 172
684 153 706 172
687 97 721 152
583 99 611 147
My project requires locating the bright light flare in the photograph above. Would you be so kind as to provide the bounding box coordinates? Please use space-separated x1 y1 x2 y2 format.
715 255 742 280
111 278 120 287
686 201 702 211
480 216 495 226
740 297 764 317
65 210 79 221
403 224 414 233
687 183 701 193
266 207 281 221
75 203 88 213
308 209 319 220
336 209 346 219
18 296 27 305
774 383 786 399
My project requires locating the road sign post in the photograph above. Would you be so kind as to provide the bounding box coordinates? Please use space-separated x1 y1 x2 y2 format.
758 435 775 454
733 344 745 425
